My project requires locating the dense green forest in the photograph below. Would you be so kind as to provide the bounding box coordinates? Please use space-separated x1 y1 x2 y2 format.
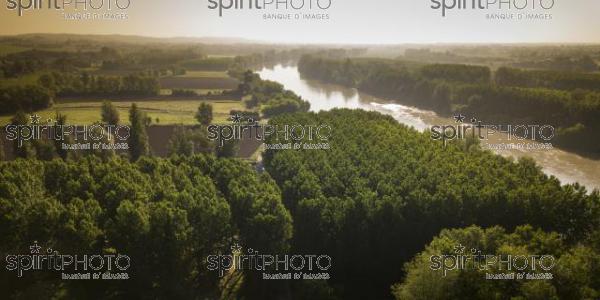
0 155 292 299
298 55 600 155
393 225 600 300
263 109 600 299
1 102 599 300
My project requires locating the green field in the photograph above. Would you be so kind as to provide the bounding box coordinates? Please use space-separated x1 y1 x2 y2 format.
0 72 40 87
0 45 29 56
176 71 229 78
0 99 246 125
206 54 236 58
160 88 228 96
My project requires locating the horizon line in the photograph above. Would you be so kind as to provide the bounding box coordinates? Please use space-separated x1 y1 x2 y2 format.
2 32 600 46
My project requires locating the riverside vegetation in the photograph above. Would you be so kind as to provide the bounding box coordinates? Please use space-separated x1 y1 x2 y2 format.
298 55 600 156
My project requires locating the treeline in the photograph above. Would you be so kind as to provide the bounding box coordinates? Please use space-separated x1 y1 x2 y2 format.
510 55 599 72
0 49 98 78
298 55 600 154
0 72 160 115
181 57 234 71
263 109 600 299
39 72 160 97
0 46 204 76
0 55 45 78
496 66 600 91
228 48 367 72
110 47 203 68
0 85 53 114
0 155 292 299
421 63 490 84
232 70 310 117
401 47 600 72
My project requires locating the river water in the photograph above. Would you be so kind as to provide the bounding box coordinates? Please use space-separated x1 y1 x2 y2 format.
258 64 600 191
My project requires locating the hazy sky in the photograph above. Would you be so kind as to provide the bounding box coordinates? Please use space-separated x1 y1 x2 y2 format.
1 0 599 44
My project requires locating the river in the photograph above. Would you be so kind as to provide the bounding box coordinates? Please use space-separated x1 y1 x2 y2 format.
258 64 600 191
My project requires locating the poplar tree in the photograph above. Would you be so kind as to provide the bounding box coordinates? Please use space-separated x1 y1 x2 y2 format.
128 103 149 161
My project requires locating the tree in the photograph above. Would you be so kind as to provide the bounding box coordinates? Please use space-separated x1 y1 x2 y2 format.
167 126 194 156
0 155 251 299
0 137 4 161
215 139 239 158
10 110 31 158
167 126 214 157
128 103 149 161
101 100 120 125
53 112 69 160
38 73 56 90
392 225 599 300
195 103 213 126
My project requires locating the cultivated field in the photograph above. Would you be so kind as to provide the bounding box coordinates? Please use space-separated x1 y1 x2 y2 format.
0 99 245 125
0 44 29 56
159 76 238 90
176 71 230 78
0 73 39 87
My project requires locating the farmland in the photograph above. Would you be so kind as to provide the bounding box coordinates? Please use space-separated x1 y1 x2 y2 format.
0 72 39 87
0 44 29 56
159 75 238 90
176 71 230 78
0 99 245 125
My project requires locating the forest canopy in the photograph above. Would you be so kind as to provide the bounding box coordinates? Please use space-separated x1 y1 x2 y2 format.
263 109 600 299
0 155 291 299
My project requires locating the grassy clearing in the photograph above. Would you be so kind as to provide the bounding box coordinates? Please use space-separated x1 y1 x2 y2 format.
0 99 246 125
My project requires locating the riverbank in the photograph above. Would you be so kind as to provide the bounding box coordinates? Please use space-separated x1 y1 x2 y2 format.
258 64 600 191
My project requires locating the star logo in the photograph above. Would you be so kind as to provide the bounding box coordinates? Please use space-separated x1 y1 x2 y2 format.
453 114 466 123
230 114 242 123
231 243 242 254
453 243 465 254
30 241 41 254
470 117 478 123
30 114 41 124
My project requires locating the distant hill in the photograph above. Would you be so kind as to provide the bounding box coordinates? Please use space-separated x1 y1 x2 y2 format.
0 33 260 45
